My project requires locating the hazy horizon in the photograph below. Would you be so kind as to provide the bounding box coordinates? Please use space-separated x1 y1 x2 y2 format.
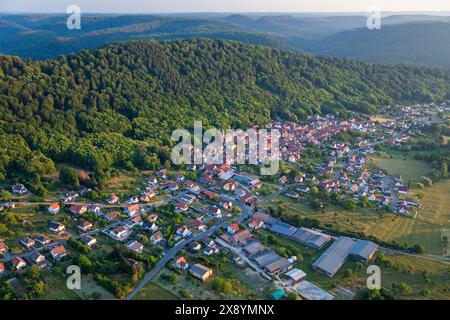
1 0 450 14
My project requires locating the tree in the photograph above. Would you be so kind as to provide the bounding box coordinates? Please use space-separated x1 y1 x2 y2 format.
211 278 233 295
33 281 46 296
29 264 41 280
1 191 12 202
60 167 80 188
342 199 357 211
409 244 425 254
359 196 370 208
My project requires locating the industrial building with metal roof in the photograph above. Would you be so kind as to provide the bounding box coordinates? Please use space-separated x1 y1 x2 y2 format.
291 227 331 249
312 237 379 277
350 240 379 261
269 221 298 237
312 236 356 277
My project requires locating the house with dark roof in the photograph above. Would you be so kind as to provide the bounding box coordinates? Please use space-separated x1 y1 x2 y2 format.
189 263 213 281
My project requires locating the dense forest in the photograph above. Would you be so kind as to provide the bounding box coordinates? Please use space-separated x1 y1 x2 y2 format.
1 39 449 187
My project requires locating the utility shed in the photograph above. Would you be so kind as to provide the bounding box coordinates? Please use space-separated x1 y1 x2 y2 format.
312 237 356 277
350 240 378 261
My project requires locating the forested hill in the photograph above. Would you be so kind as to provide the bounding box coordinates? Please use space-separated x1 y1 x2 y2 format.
1 39 449 188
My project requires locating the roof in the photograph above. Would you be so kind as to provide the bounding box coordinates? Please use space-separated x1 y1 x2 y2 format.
151 230 163 239
70 204 86 213
253 212 277 225
12 256 26 267
51 245 67 256
127 240 143 251
265 257 291 273
252 249 282 267
229 223 239 231
270 221 298 237
126 204 140 212
0 262 4 271
295 280 334 300
350 240 378 261
176 256 187 264
49 220 64 229
312 237 356 277
80 235 96 245
284 268 307 281
291 228 331 249
190 263 212 276
0 241 8 251
232 229 253 244
242 241 265 256
112 226 126 234
49 203 60 209
30 251 45 262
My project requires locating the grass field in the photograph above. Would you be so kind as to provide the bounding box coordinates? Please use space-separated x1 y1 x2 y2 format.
39 271 80 300
133 280 179 300
369 116 395 123
372 151 432 182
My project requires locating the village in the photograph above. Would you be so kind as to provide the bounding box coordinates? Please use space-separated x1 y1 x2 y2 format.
0 101 449 300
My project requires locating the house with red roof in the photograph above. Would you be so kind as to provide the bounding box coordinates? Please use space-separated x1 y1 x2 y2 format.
48 203 60 214
227 223 240 235
11 256 27 270
51 245 68 260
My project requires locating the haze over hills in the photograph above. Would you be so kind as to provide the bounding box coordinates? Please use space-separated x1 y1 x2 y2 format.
1 13 450 67
1 39 449 183
296 22 450 68
0 14 295 60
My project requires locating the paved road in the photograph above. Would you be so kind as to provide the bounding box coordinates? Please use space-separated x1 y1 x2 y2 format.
257 184 293 205
126 193 252 300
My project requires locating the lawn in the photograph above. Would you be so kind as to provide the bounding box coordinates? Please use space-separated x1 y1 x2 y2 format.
39 270 80 300
133 281 179 300
371 151 431 182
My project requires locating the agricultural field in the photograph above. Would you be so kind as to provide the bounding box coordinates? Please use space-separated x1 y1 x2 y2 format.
263 179 450 255
371 151 432 182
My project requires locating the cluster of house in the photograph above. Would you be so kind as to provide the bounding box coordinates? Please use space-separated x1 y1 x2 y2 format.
0 238 68 274
269 116 379 164
172 237 220 281
382 102 449 125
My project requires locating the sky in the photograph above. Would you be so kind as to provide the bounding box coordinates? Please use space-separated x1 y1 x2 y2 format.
1 0 450 14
